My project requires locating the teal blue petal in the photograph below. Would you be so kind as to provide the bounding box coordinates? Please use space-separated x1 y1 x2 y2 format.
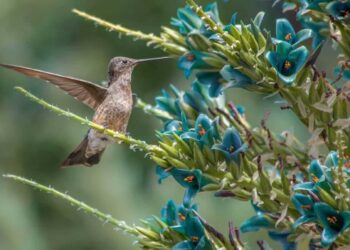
161 200 178 226
266 51 280 69
181 131 200 141
156 166 171 184
276 18 296 43
222 128 242 149
276 41 293 56
309 160 325 179
325 151 339 168
183 187 198 207
293 215 316 228
204 2 220 22
340 211 350 231
321 228 338 247
288 46 309 72
177 7 201 31
293 182 315 191
194 237 212 250
240 215 274 233
195 114 212 132
295 29 313 46
220 65 253 88
173 241 193 250
292 193 314 216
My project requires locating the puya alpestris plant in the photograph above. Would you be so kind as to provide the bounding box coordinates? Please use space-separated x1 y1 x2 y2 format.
4 0 350 249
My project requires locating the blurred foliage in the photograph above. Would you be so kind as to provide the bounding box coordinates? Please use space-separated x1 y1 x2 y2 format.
0 0 337 249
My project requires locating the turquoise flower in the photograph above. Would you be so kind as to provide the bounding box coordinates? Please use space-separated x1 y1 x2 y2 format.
172 169 212 206
160 200 212 249
300 18 328 49
183 81 224 114
196 65 255 98
161 199 179 226
293 160 330 192
164 120 184 135
292 193 317 228
212 128 247 162
181 114 219 145
161 199 197 228
163 113 189 135
273 18 312 47
268 231 297 250
240 213 275 233
156 168 212 206
155 82 225 121
266 41 309 84
171 3 221 38
326 1 350 20
196 72 225 97
171 5 202 35
173 215 212 250
314 202 350 246
178 51 213 78
220 65 254 89
155 85 182 117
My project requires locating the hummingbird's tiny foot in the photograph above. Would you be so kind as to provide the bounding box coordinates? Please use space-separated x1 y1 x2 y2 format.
124 132 131 137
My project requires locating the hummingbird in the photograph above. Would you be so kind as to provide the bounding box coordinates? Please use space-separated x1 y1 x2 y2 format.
0 56 170 167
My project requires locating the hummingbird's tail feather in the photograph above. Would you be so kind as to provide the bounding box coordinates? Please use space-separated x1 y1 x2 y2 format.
61 136 104 167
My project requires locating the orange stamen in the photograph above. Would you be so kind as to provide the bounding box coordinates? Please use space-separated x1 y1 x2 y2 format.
285 33 292 41
178 212 186 221
184 176 195 183
199 128 206 136
327 216 338 224
186 54 195 61
311 173 319 183
191 236 199 242
301 205 312 210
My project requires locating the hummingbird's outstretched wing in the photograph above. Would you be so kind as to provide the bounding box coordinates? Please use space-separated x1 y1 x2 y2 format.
0 63 107 110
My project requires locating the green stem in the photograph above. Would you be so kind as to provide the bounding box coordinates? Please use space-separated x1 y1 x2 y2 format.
135 98 173 120
14 86 165 156
72 9 187 55
72 9 164 45
3 174 137 234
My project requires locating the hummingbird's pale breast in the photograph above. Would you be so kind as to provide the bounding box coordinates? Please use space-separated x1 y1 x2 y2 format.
86 77 133 158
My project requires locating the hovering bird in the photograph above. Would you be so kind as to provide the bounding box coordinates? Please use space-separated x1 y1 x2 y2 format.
0 56 170 167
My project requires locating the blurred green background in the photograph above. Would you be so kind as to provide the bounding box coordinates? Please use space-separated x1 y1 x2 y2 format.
0 1 336 249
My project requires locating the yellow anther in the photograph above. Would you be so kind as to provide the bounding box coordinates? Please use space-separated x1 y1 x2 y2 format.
284 60 292 70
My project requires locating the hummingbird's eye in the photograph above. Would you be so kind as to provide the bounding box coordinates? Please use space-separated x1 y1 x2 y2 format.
122 60 128 64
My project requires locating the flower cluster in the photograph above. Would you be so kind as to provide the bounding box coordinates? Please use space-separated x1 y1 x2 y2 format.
239 150 350 249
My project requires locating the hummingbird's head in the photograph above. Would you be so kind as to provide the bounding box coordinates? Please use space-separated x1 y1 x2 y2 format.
108 57 136 77
108 56 173 82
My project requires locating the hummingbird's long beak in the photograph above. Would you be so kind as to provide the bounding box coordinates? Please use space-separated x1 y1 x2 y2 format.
134 56 173 65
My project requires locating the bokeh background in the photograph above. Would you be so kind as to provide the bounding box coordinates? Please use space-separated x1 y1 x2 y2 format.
0 0 336 249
